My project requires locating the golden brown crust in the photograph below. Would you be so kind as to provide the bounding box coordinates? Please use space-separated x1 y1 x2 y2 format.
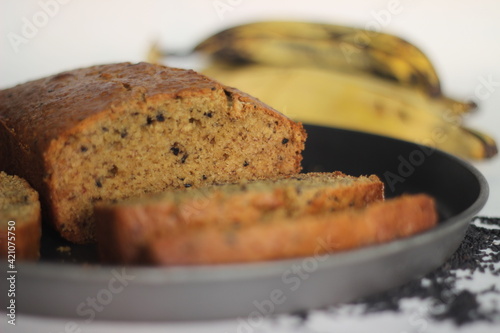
95 172 384 264
0 62 304 159
144 194 437 265
0 172 41 260
0 62 306 244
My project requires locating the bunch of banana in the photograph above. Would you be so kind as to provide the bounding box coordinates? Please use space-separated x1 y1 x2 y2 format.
195 21 445 98
149 21 497 159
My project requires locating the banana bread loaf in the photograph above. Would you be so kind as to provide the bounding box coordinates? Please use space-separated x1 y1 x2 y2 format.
145 194 437 265
95 171 384 264
0 62 306 244
0 172 41 260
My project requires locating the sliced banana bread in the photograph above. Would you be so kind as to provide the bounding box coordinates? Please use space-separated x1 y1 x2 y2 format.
0 172 41 260
95 172 384 264
145 194 437 265
0 62 306 243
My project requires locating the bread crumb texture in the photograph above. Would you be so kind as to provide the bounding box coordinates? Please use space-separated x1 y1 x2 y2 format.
0 62 306 243
0 171 41 259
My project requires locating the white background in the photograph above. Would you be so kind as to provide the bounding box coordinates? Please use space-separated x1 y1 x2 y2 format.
1 0 500 332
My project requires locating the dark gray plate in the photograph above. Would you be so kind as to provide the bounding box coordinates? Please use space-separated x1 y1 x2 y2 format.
3 124 488 321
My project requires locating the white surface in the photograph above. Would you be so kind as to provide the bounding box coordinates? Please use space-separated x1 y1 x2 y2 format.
1 0 500 332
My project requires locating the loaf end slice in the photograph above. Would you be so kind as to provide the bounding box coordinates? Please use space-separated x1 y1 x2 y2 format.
0 172 41 260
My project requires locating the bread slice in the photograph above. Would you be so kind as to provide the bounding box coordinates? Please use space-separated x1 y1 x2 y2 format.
0 62 306 243
145 194 437 265
95 172 384 264
0 172 41 260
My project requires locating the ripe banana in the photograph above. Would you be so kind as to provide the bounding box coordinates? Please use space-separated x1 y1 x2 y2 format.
195 21 460 106
202 64 497 160
148 20 497 159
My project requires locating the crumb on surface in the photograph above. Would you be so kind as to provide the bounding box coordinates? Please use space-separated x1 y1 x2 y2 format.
56 246 71 253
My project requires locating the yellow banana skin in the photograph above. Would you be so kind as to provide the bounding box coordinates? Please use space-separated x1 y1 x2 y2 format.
196 21 446 100
202 64 497 160
150 21 475 117
148 20 496 159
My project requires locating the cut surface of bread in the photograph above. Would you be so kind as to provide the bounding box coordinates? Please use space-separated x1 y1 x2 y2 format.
0 62 306 243
95 172 384 264
145 193 437 265
0 172 41 260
